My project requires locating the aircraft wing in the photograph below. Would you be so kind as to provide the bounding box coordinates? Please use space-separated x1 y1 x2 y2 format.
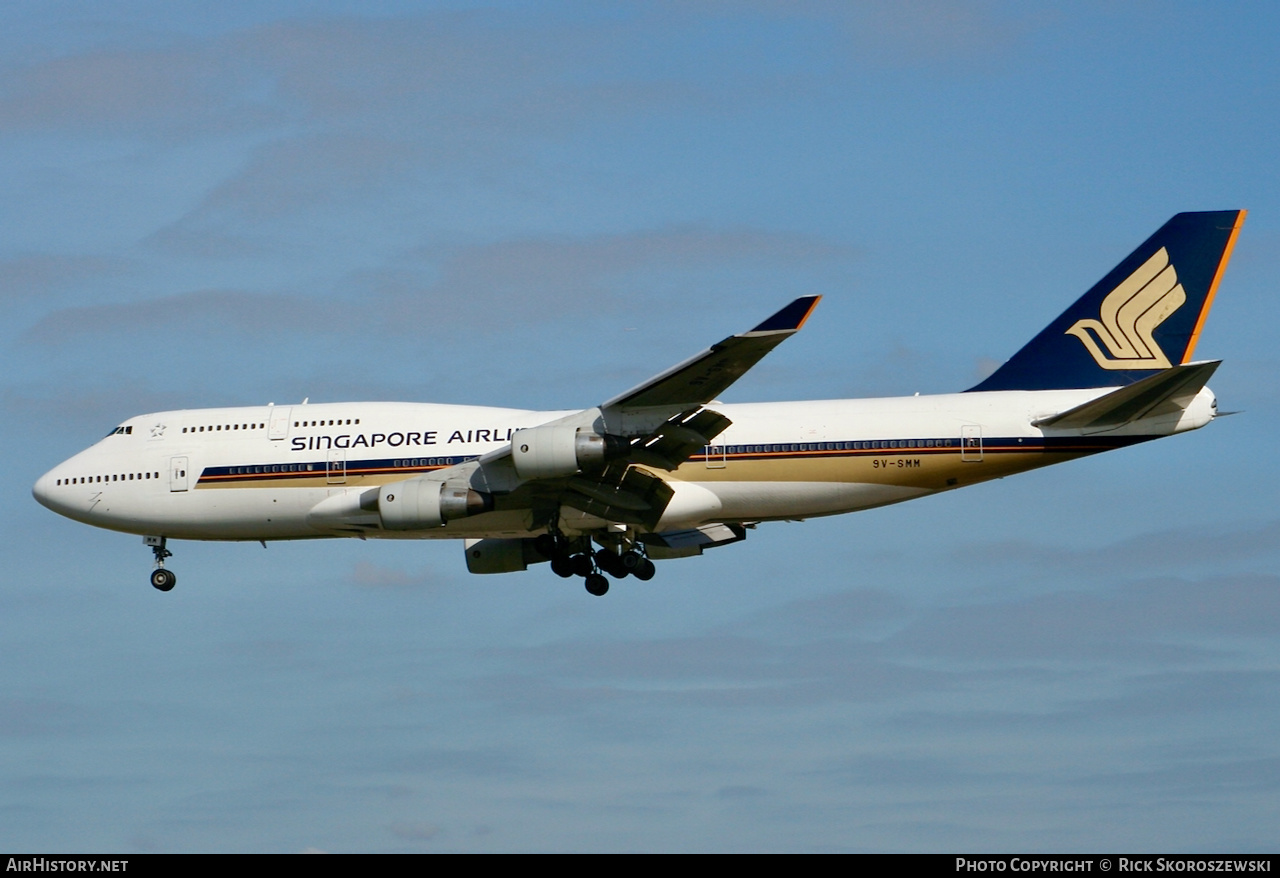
601 296 821 410
312 297 823 537
471 297 821 527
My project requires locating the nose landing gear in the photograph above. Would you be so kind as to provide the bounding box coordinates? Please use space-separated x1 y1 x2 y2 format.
144 536 176 592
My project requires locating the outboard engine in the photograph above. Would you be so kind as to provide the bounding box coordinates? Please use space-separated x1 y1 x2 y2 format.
511 426 624 479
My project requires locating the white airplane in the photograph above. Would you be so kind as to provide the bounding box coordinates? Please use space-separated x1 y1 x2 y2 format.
33 211 1245 596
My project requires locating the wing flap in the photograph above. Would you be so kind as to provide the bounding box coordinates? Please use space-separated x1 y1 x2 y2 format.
560 466 675 529
641 523 747 559
629 408 733 471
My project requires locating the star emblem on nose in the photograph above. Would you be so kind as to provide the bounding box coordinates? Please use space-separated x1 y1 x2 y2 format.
150 423 166 438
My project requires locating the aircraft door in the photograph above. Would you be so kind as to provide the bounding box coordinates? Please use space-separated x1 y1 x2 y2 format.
961 425 983 462
327 449 346 485
268 406 292 440
169 456 189 492
704 444 726 469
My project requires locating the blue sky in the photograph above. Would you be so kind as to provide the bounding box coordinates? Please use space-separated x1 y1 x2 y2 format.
3 1 1279 852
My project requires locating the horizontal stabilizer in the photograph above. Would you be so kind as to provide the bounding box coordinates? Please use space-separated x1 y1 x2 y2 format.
1033 360 1220 432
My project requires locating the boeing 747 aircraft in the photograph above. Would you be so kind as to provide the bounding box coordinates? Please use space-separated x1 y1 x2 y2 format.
33 211 1245 596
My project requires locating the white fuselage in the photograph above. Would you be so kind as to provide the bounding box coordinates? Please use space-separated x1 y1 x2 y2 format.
32 386 1216 543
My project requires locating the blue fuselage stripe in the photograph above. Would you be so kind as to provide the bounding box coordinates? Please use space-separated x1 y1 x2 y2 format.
195 436 1152 487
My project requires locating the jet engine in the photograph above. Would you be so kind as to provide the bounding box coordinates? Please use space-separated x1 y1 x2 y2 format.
511 426 622 479
378 478 492 530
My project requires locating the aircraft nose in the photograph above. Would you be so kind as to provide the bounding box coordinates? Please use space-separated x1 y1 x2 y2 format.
33 467 74 518
32 469 55 511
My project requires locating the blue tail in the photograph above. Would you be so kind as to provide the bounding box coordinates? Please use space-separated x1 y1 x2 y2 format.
969 210 1245 392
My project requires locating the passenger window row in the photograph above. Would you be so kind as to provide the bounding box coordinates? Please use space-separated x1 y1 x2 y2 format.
182 423 266 433
294 419 359 427
724 439 957 453
56 472 161 486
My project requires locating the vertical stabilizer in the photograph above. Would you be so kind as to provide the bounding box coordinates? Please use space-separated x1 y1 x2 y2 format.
969 210 1245 392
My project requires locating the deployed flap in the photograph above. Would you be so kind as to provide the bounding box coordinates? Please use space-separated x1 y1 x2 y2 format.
628 408 733 471
603 296 820 410
560 465 675 530
1033 360 1220 432
641 523 747 559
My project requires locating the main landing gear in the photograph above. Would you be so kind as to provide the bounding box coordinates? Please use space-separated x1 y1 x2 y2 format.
534 532 656 597
144 536 176 592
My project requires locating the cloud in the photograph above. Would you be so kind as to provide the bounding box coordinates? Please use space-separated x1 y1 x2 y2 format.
1 382 198 432
476 631 954 712
0 253 131 302
379 747 528 780
144 134 431 252
666 0 1040 67
717 784 769 798
886 572 1280 663
9 13 701 239
835 0 1042 66
20 289 347 344
0 17 545 140
380 226 848 327
388 821 442 841
0 39 263 137
0 699 86 737
1073 669 1280 723
1 5 1033 255
20 225 847 347
743 587 912 636
0 4 1034 142
348 560 446 590
950 521 1280 578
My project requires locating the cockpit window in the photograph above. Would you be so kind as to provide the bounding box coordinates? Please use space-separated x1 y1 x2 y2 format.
105 425 133 437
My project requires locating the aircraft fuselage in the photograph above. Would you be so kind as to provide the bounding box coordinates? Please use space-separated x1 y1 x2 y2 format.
33 386 1215 542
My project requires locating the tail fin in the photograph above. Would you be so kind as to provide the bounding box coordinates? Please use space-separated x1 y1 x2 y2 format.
969 210 1245 392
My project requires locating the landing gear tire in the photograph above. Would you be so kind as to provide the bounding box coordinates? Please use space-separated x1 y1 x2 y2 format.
570 553 595 577
594 549 628 579
584 573 609 596
633 559 656 581
150 568 176 592
550 554 575 578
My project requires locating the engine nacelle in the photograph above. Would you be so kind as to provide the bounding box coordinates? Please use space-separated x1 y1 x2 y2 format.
511 426 611 479
463 538 547 574
378 478 492 531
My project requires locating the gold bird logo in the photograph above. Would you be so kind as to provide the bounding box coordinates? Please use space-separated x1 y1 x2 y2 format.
1065 247 1184 370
